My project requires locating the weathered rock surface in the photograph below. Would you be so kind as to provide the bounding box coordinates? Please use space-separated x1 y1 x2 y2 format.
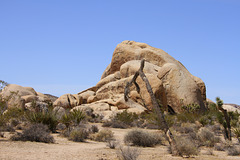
54 40 207 119
0 84 57 110
99 41 206 112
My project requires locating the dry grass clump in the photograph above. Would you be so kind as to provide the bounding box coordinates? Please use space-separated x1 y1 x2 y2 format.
227 145 240 156
10 123 54 143
68 128 89 142
172 136 199 157
117 146 141 160
197 127 220 147
89 129 114 142
124 129 163 147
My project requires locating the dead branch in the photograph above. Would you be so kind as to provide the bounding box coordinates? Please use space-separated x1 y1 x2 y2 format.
124 59 180 156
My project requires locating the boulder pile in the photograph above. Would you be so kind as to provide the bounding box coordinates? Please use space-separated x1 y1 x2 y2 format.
1 41 207 120
53 41 207 120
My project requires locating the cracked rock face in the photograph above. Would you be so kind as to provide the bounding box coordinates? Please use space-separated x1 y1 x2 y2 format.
54 41 207 119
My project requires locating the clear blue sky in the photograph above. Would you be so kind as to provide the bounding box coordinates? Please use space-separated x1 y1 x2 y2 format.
0 0 239 104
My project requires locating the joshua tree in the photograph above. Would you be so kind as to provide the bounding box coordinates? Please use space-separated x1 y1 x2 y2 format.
0 80 8 92
216 97 231 141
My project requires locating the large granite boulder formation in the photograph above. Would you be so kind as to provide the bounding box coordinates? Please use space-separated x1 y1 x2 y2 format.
54 41 207 119
0 84 57 110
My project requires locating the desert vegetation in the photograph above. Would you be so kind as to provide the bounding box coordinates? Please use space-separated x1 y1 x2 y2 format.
1 76 240 159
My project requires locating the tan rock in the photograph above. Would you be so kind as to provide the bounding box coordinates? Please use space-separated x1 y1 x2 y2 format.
37 92 51 103
158 63 205 112
22 95 37 103
98 41 206 112
53 94 80 109
1 84 37 108
120 60 160 78
78 90 95 104
96 71 121 89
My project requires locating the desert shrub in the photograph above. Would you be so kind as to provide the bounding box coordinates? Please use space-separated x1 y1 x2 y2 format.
228 111 240 128
233 128 240 143
3 107 25 121
106 139 118 149
25 110 58 132
197 127 220 147
176 112 198 123
9 118 20 127
70 109 86 126
89 129 114 142
68 127 89 142
0 124 15 132
115 110 138 125
103 110 139 129
207 124 222 135
111 120 129 129
227 145 240 156
60 109 86 128
199 114 214 126
60 113 72 129
214 143 225 151
117 146 141 160
89 125 99 133
172 136 199 157
10 123 54 143
181 103 200 113
124 129 163 147
102 121 112 127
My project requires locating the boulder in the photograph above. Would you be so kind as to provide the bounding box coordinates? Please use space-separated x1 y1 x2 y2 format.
56 40 207 117
157 63 205 112
78 90 95 104
0 84 37 108
53 94 80 109
99 41 206 112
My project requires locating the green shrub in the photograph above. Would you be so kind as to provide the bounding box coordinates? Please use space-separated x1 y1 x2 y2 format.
11 123 54 143
124 129 163 147
25 110 58 132
68 128 89 142
60 109 86 128
115 110 138 125
176 112 198 123
181 103 200 113
233 128 240 143
89 129 114 142
70 109 86 126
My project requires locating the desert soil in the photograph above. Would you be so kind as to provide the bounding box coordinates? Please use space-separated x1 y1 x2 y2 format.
0 123 239 160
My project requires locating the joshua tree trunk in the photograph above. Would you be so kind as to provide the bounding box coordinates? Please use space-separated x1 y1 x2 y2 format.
124 59 180 156
216 97 231 141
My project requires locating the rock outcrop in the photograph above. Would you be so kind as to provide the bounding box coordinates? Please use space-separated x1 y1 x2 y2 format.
0 84 57 110
54 40 207 119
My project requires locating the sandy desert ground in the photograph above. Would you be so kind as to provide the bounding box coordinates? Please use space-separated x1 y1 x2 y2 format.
1 124 240 160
